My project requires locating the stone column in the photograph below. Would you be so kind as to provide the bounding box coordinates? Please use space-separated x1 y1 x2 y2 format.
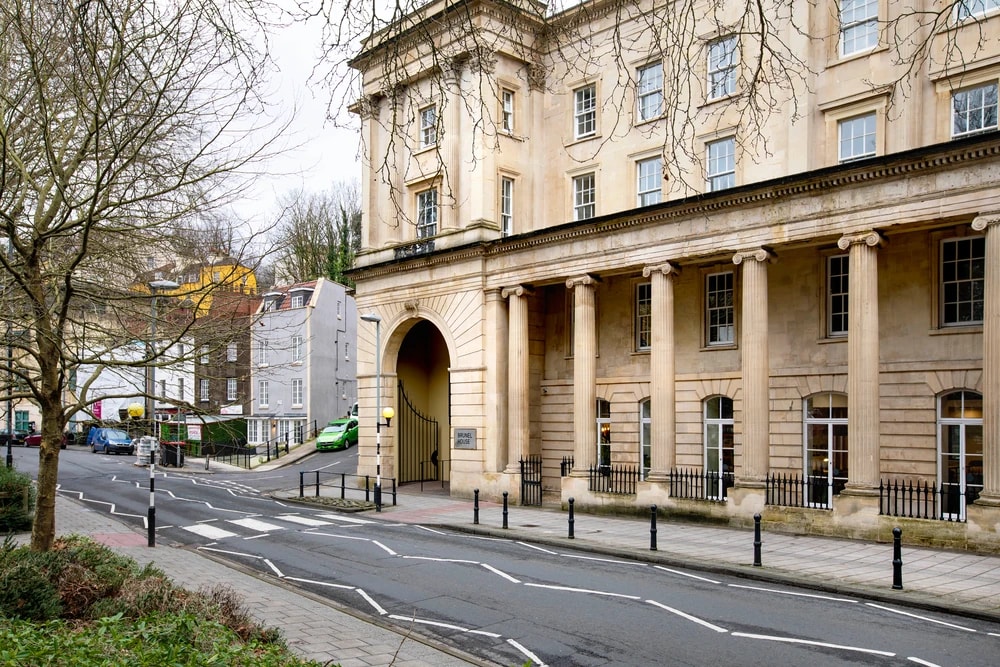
838 231 884 492
643 263 680 480
733 249 774 484
567 275 600 473
484 288 508 473
502 285 532 472
973 215 1000 504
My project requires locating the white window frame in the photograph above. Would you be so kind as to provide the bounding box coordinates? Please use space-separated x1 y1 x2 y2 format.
956 0 1000 20
838 112 876 162
827 254 849 337
258 380 269 408
706 137 735 191
839 0 879 57
416 188 438 238
940 236 986 326
704 396 735 500
227 342 237 362
257 339 269 366
937 390 983 521
640 399 651 480
199 378 210 402
227 378 238 402
596 398 611 470
637 62 663 121
804 393 849 509
635 282 651 351
952 82 999 137
708 36 737 99
419 105 437 148
705 271 734 346
291 294 304 308
501 88 515 133
573 172 596 220
292 334 304 362
500 176 514 236
574 84 597 139
637 157 662 206
291 378 303 407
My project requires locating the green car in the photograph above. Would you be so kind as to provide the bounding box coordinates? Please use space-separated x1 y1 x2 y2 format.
315 418 358 451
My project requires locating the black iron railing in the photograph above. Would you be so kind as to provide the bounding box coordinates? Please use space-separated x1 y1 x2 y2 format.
520 455 543 506
588 465 639 495
765 473 834 509
669 468 734 501
201 441 254 469
299 471 397 506
261 434 289 462
560 456 574 476
879 478 979 522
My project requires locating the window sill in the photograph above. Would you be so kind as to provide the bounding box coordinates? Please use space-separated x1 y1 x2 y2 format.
700 343 738 352
565 133 601 148
291 361 303 366
415 144 438 155
816 335 848 344
930 325 983 336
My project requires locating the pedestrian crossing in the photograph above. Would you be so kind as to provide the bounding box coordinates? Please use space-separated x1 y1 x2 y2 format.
178 513 374 542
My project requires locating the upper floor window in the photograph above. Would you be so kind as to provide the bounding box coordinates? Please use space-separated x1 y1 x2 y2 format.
501 88 515 133
500 177 514 236
574 85 596 139
637 157 662 206
706 137 735 191
706 271 734 345
292 378 304 407
226 342 237 362
635 282 651 351
573 173 596 220
952 83 998 137
416 188 438 238
200 345 210 365
257 340 269 366
941 236 985 326
290 294 304 308
708 36 737 99
827 254 849 337
956 0 1000 20
840 0 878 57
838 112 876 162
419 105 437 148
199 379 210 402
637 62 663 121
258 380 268 408
227 378 238 401
292 334 304 361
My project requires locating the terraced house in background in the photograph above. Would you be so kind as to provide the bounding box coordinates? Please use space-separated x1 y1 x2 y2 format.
347 0 1000 549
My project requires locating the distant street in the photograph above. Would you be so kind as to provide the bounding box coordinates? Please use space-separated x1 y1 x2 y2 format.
13 445 1000 666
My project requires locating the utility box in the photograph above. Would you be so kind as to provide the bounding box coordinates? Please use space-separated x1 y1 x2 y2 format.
136 436 158 465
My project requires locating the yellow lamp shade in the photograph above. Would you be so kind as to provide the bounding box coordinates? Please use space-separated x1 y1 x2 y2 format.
382 406 395 421
127 403 145 418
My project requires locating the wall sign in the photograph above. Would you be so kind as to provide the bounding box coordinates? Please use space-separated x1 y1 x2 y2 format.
454 428 477 450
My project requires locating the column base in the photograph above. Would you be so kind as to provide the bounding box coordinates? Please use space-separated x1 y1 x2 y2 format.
973 491 1000 508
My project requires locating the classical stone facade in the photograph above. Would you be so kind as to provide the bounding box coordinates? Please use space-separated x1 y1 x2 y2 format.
348 0 1000 549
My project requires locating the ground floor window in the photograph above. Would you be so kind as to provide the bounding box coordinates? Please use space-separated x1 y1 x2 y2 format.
804 393 848 508
939 390 983 520
639 399 651 479
247 419 262 445
704 396 734 499
597 399 611 471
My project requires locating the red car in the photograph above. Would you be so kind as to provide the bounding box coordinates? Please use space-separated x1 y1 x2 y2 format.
25 432 67 449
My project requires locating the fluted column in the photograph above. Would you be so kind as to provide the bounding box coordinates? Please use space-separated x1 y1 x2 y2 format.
502 285 532 471
733 249 774 484
567 275 600 473
643 263 680 479
484 288 508 473
973 215 1000 504
838 231 884 492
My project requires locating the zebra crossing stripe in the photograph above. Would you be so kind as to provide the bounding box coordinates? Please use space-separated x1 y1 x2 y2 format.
318 514 374 524
228 518 284 532
278 514 334 527
182 524 239 540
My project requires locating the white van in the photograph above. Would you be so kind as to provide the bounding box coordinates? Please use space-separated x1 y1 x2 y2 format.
350 402 358 417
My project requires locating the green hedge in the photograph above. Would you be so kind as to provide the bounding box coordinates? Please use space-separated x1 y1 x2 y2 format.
0 465 35 532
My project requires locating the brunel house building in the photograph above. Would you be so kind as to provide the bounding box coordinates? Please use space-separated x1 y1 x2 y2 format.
349 0 1000 548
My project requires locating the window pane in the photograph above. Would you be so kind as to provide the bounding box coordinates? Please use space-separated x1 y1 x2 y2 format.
840 0 878 56
838 113 876 162
637 158 662 206
941 237 985 326
707 138 735 191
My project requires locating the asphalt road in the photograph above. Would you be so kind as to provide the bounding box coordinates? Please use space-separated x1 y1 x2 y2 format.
13 445 1000 666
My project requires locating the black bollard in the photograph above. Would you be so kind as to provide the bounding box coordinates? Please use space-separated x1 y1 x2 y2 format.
502 491 509 529
650 505 657 551
474 489 480 525
568 498 575 539
753 513 762 567
892 527 903 590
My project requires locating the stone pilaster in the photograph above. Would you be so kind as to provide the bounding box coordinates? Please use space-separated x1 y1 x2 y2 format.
973 215 1000 505
567 275 600 473
484 288 508 473
838 231 885 493
502 285 532 472
642 263 680 480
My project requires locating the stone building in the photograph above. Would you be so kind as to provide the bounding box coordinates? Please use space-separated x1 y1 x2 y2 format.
347 0 1000 548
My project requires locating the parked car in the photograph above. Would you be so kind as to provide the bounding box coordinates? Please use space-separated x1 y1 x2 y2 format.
315 418 359 452
87 427 135 455
24 432 67 449
0 429 28 446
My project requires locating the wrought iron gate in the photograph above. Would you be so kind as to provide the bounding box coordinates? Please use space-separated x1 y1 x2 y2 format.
520 455 542 506
398 381 440 484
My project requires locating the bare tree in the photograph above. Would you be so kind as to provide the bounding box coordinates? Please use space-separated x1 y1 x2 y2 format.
272 182 361 285
0 0 280 550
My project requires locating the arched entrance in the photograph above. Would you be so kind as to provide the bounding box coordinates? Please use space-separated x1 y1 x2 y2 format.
394 320 451 484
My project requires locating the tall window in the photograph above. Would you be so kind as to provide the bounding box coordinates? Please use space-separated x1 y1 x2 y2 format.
257 340 269 366
708 36 737 99
640 399 651 480
938 391 983 520
828 255 849 337
419 105 437 148
952 83 998 137
14 411 29 432
292 334 304 362
941 236 985 326
635 282 651 350
227 378 238 401
500 177 514 236
839 0 878 56
227 342 237 362
804 393 848 508
574 85 596 139
706 271 734 345
199 379 209 402
637 62 663 121
637 157 662 206
200 345 210 364
501 89 515 133
177 378 185 401
573 173 596 220
292 378 303 407
706 137 735 191
258 380 269 408
704 396 735 500
416 188 438 238
248 420 260 444
596 399 611 470
956 0 1000 20
838 113 876 162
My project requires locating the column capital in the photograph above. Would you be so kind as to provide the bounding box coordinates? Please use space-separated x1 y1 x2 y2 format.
566 274 601 290
837 230 885 250
733 247 776 266
501 284 534 299
972 213 1000 231
642 262 681 279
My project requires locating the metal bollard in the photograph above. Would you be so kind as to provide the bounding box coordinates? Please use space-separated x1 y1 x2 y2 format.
650 505 657 551
474 489 480 525
365 475 371 502
204 454 210 471
892 527 903 590
502 491 509 529
568 498 575 539
753 513 762 567
299 471 304 498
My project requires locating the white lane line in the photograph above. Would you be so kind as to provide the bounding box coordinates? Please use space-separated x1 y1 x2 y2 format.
401 555 479 564
198 546 264 559
518 542 557 554
228 518 284 532
653 566 720 584
356 589 387 615
481 563 521 583
560 554 641 566
283 576 355 590
907 657 942 666
182 524 239 540
278 514 333 527
416 525 447 535
263 559 284 577
387 615 502 638
316 514 373 524
728 584 859 603
524 583 640 600
306 531 371 541
508 639 548 667
372 540 397 556
730 632 895 657
645 599 728 633
865 603 977 632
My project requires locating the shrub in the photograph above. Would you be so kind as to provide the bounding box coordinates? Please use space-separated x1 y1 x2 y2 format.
0 557 63 620
0 465 35 532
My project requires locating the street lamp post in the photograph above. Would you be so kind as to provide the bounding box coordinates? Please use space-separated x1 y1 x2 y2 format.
5 324 11 469
360 313 394 511
146 279 178 548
